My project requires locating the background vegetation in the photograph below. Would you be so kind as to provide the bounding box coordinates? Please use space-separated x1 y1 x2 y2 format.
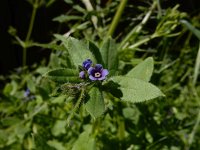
0 0 200 149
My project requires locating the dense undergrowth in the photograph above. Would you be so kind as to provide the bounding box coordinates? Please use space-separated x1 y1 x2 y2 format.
0 0 200 149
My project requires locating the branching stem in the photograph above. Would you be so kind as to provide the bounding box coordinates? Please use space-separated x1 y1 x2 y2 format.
23 0 39 67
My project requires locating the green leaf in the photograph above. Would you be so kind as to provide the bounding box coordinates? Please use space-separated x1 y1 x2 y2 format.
100 37 118 74
3 83 12 96
43 68 80 83
0 130 8 146
1 117 21 126
51 95 66 104
180 19 200 40
88 41 104 65
27 77 36 92
4 80 18 96
126 57 154 81
54 35 95 68
72 126 96 150
53 15 82 23
51 120 67 136
47 140 66 150
14 124 30 142
64 0 73 4
85 87 105 119
111 76 164 103
123 106 140 124
34 132 55 150
36 67 49 75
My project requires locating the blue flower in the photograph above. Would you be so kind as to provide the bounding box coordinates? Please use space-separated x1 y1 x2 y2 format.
88 64 109 81
82 59 92 70
79 71 85 79
24 88 30 97
23 88 35 101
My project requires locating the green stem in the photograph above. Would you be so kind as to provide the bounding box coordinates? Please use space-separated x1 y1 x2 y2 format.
120 1 157 49
92 118 100 137
107 0 128 37
186 110 200 150
117 116 125 141
193 42 200 85
127 34 159 50
156 0 162 18
22 47 27 67
185 86 200 150
67 88 85 126
23 0 39 67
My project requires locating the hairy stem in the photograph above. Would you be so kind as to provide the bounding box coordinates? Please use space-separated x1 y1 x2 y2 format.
67 88 85 126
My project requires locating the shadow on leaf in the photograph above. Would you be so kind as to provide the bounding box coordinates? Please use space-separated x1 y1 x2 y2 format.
103 81 123 98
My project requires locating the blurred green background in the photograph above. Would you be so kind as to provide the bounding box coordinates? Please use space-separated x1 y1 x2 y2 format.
0 0 200 149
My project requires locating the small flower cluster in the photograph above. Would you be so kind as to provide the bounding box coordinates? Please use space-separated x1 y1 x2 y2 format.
23 88 35 101
79 59 109 81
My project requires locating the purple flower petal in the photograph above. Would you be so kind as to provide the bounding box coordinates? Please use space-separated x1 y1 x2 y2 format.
95 64 103 71
89 75 98 81
101 69 109 77
85 63 91 69
97 76 106 80
88 67 94 74
79 71 85 79
82 59 92 70
87 64 109 81
24 89 30 97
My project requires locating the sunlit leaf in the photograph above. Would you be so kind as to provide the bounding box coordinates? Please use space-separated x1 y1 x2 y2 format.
51 120 67 136
72 126 96 150
126 57 154 81
111 76 164 103
54 35 95 68
48 140 66 150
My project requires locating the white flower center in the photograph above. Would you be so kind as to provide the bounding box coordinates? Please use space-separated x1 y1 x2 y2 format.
94 72 101 78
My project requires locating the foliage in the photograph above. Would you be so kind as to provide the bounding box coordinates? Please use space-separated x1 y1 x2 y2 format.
1 0 200 149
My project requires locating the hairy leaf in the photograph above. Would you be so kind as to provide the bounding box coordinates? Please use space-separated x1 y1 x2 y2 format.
72 126 96 150
54 35 95 68
126 57 154 81
100 37 118 75
85 87 105 119
43 68 80 83
111 76 164 103
88 41 104 65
